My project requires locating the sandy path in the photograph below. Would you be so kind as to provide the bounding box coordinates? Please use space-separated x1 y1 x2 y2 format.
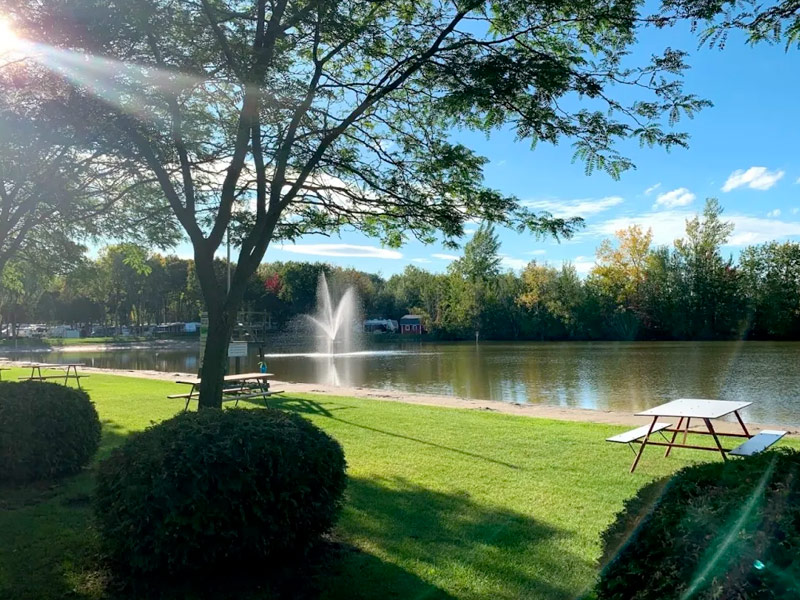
10 362 787 436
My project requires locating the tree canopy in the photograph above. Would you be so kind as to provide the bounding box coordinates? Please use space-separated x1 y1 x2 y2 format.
0 61 181 277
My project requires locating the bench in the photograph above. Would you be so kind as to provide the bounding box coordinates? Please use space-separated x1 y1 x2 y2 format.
169 388 284 410
607 422 672 454
729 430 787 457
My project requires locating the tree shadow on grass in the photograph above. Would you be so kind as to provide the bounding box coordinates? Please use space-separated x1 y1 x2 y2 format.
1 420 454 600
271 395 522 470
338 476 591 600
2 406 592 600
0 424 134 600
81 540 455 600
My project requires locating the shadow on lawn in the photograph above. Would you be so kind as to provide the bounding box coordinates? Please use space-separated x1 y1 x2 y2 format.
0 424 133 600
341 475 588 599
270 395 521 470
1 421 454 600
3 402 586 599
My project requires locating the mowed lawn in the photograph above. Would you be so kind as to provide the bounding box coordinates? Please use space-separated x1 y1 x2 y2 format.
2 371 792 600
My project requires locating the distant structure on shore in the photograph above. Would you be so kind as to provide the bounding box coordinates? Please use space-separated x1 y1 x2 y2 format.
362 315 424 335
364 319 398 334
399 315 423 335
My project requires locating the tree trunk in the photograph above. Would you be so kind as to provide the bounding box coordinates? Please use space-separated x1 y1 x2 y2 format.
197 306 235 409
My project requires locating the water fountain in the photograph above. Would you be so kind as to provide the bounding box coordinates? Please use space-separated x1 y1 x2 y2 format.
305 273 360 356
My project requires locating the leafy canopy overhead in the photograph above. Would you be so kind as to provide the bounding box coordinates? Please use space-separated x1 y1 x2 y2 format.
660 0 800 50
0 62 182 277
5 0 708 263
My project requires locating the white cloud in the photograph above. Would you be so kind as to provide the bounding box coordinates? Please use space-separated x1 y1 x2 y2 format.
500 256 529 270
277 243 402 259
551 256 595 275
588 210 800 247
644 183 662 196
722 167 785 192
411 258 431 264
793 208 799 215
654 187 696 209
767 209 781 218
571 257 595 275
432 253 460 261
726 215 800 245
463 228 477 236
527 249 547 256
522 196 624 218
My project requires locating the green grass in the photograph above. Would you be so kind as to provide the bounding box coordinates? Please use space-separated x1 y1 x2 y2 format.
1 370 794 599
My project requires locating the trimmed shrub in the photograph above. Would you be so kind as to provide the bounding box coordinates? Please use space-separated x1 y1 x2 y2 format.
593 449 800 600
0 381 101 483
94 408 347 574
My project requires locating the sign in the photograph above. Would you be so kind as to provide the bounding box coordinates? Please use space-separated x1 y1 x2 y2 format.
228 341 248 358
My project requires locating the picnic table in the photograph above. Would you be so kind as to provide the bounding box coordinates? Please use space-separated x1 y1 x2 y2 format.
18 362 87 388
169 372 283 411
607 398 787 473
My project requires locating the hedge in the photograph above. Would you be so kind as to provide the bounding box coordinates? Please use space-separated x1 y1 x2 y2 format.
593 449 800 599
95 408 347 574
0 381 101 483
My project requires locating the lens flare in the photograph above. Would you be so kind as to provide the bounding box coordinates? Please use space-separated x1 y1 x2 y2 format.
0 18 24 54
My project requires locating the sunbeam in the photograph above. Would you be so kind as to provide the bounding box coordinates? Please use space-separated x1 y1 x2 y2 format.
680 455 778 599
8 38 207 122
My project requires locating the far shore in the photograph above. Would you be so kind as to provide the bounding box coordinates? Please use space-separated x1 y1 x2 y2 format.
0 338 198 353
5 360 794 436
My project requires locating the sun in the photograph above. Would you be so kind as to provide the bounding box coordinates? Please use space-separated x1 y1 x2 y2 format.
0 18 25 54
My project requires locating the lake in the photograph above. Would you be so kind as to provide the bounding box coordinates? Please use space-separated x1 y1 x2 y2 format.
23 340 800 425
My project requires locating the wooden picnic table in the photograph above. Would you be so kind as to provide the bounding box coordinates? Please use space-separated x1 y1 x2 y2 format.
608 398 787 473
170 372 283 411
18 362 87 389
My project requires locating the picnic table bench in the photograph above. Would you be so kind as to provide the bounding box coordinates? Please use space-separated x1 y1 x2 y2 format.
169 373 284 411
18 362 87 389
607 399 787 472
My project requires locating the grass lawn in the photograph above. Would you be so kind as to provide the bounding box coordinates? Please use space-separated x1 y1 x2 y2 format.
2 370 793 599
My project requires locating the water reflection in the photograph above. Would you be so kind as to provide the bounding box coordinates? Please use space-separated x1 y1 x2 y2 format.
17 340 800 425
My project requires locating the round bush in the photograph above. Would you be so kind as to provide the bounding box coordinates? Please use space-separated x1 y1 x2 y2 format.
95 408 347 574
0 381 101 483
594 449 800 600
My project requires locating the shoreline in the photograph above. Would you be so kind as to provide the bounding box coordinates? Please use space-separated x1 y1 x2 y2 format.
0 339 198 354
15 361 793 436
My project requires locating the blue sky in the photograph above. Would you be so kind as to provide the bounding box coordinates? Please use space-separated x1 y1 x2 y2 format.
193 21 800 277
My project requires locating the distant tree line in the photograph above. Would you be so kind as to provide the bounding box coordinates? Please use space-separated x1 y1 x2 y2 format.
2 199 799 341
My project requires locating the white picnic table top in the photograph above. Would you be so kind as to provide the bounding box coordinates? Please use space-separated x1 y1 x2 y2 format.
176 372 274 386
636 398 751 420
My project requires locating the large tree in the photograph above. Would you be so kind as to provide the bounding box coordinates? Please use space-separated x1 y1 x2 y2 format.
5 0 710 407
